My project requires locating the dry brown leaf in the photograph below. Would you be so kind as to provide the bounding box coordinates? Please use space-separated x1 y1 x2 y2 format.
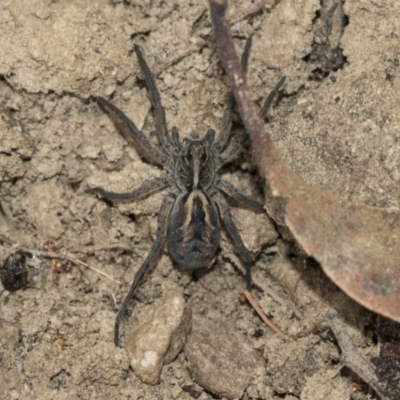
209 0 400 323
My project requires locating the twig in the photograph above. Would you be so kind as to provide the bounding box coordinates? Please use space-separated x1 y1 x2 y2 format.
242 290 289 341
0 234 121 284
67 244 137 255
326 309 391 400
153 0 273 76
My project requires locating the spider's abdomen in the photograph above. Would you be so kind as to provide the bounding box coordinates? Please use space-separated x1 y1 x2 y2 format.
167 190 220 270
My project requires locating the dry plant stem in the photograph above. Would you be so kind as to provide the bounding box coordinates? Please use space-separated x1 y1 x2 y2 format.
209 0 400 324
243 290 289 341
153 0 272 76
326 309 390 400
67 244 137 255
0 234 121 284
209 0 278 169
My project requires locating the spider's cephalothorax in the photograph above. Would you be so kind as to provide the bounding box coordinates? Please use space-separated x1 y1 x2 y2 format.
87 38 285 346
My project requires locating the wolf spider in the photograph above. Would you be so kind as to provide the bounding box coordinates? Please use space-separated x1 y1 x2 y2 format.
87 38 285 346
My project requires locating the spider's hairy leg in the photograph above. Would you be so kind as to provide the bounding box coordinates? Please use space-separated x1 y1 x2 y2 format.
215 132 246 168
114 194 175 346
212 191 253 288
217 178 264 212
259 76 286 120
86 176 170 202
96 97 167 166
214 37 253 151
215 75 286 168
134 45 170 149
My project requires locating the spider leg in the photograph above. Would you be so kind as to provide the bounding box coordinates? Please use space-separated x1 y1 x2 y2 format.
259 76 286 120
215 76 286 168
215 133 245 168
134 45 170 149
212 191 253 289
114 194 175 346
97 97 167 166
214 37 252 151
217 178 264 212
86 176 170 202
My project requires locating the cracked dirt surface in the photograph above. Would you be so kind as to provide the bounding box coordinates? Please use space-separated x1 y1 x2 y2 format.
1 1 400 399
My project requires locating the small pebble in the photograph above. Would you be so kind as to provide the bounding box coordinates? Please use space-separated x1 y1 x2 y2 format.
127 293 192 384
184 316 265 400
0 251 29 292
